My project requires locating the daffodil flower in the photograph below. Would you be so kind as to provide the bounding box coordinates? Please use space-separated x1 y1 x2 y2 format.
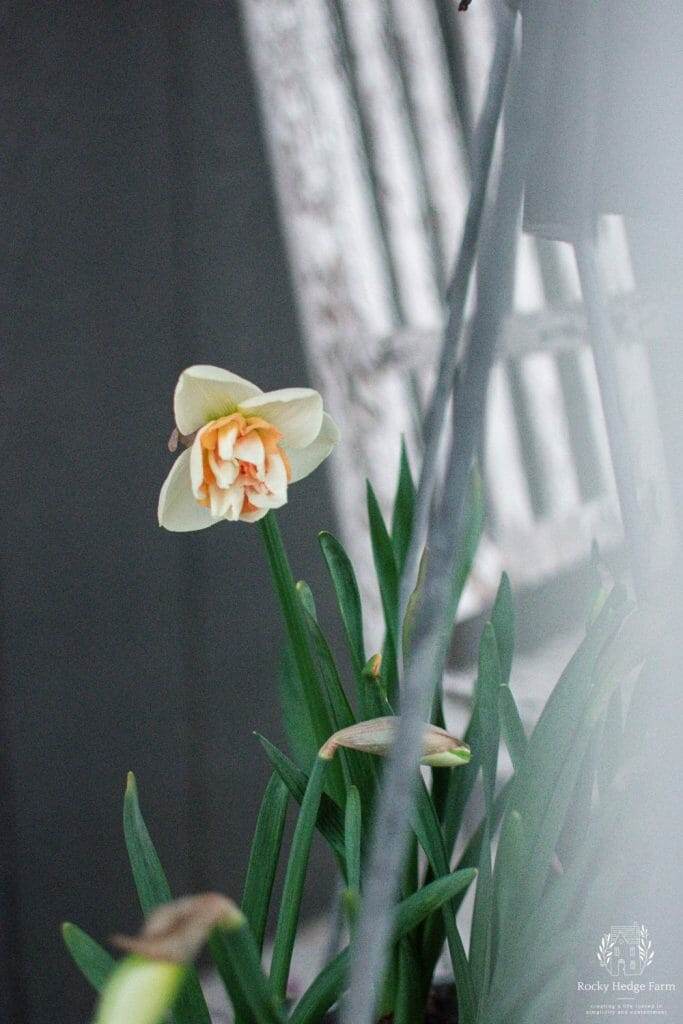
158 366 339 530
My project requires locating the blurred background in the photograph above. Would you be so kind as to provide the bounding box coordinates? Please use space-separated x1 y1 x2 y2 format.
1 2 681 1023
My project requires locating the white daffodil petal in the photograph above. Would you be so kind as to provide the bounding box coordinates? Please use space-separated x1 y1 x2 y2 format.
264 452 288 500
285 412 340 483
158 450 216 532
217 423 239 461
234 432 265 474
190 436 205 498
208 450 238 489
240 505 270 523
174 365 261 435
239 388 323 449
249 489 287 510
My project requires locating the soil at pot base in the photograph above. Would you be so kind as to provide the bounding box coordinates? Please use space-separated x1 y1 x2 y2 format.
323 984 458 1023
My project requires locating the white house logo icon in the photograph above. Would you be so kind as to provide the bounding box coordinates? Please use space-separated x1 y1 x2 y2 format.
597 924 654 976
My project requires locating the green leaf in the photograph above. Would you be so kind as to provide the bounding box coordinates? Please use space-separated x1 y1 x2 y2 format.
402 548 428 670
270 755 330 1005
498 684 527 769
301 604 355 731
421 781 511 980
319 531 366 678
344 786 362 895
490 573 514 687
466 625 501 1001
430 468 486 851
475 624 502 815
209 923 285 1024
489 590 635 985
441 706 481 855
367 481 400 648
301 603 375 802
289 869 477 1024
259 514 344 805
123 773 172 915
295 580 317 619
241 774 289 954
395 939 425 1024
391 439 416 574
62 922 115 992
122 774 212 1024
257 734 346 867
493 588 630 929
278 645 318 771
447 464 485 625
469 825 493 1000
412 782 477 1024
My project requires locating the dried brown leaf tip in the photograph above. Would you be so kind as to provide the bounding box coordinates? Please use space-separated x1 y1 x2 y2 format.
320 716 470 767
111 893 244 964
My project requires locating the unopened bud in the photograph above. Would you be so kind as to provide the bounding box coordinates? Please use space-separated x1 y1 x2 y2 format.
362 653 382 680
320 716 470 767
111 893 244 964
94 958 185 1024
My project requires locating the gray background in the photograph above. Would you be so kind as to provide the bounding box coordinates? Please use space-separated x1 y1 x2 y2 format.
1 6 337 1022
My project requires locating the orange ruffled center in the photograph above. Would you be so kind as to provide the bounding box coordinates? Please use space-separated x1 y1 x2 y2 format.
190 412 292 523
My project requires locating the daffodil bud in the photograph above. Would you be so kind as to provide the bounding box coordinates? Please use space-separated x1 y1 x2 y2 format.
111 893 244 964
319 716 470 767
362 653 382 680
94 958 186 1024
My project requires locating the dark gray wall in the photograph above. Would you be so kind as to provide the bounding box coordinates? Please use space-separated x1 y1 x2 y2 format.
0 5 336 1023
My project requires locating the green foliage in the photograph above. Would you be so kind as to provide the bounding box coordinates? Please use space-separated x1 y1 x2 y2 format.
66 454 651 1024
241 774 289 955
269 755 331 1005
62 923 115 992
123 773 211 1024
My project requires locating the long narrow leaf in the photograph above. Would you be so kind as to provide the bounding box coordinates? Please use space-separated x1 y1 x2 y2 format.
122 774 212 1024
289 869 477 1024
467 625 501 1000
319 531 366 678
209 923 285 1024
259 514 344 805
412 782 477 1024
241 774 289 954
344 786 362 895
391 439 416 574
367 481 399 648
278 645 318 771
300 603 374 802
498 684 527 769
123 773 172 914
257 735 346 866
490 572 514 687
62 922 115 992
446 465 485 625
493 588 629 932
421 781 511 978
270 755 330 1005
